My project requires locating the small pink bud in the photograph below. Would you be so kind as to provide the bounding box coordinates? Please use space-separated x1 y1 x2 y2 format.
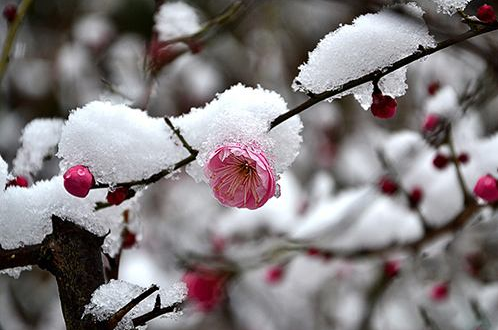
422 114 440 132
63 165 94 198
265 265 285 284
106 187 129 205
122 230 136 249
427 81 440 96
473 174 498 203
378 176 398 195
204 143 276 209
477 4 496 23
182 269 227 312
307 247 321 257
458 153 469 164
6 175 28 188
432 153 449 169
430 282 449 301
383 260 400 278
409 186 423 208
371 93 397 119
2 3 16 23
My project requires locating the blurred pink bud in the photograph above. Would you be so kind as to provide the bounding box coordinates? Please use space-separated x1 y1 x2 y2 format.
409 186 423 208
430 282 449 301
477 4 496 23
265 265 285 284
427 81 440 96
6 175 28 188
422 114 440 132
383 260 400 278
432 153 449 169
182 270 227 312
378 176 398 195
2 3 16 23
473 174 498 203
63 165 94 198
106 186 129 205
205 143 276 209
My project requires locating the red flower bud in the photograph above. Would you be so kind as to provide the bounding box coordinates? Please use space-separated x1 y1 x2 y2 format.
63 165 94 198
409 186 423 208
378 176 398 195
473 174 498 203
106 187 129 205
477 4 496 23
430 282 449 301
422 114 440 132
2 3 16 23
371 93 397 119
432 153 449 169
6 175 28 188
265 265 285 284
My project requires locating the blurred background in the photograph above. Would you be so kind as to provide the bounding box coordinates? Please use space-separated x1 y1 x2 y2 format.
2 0 498 329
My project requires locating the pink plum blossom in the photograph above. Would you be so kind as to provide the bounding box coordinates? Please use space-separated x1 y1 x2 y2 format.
204 143 276 209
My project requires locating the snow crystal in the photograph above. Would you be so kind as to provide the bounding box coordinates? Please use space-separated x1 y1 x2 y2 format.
84 280 186 330
0 173 138 251
0 155 7 188
293 3 436 109
154 2 201 42
431 0 472 15
0 266 32 279
173 84 303 183
58 101 187 185
0 176 106 250
13 119 64 176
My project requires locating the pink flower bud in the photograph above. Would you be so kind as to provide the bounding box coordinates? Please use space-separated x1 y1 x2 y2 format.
204 143 276 209
473 174 498 203
63 165 94 198
409 186 423 208
432 153 449 169
371 93 397 119
106 186 129 205
2 3 16 23
427 81 440 96
458 153 469 164
182 269 227 312
430 282 449 301
378 176 398 195
121 229 136 249
265 265 285 284
422 114 440 132
383 260 400 278
477 4 496 23
6 175 28 188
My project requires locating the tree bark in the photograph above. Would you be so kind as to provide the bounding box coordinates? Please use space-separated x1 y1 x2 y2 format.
39 216 106 330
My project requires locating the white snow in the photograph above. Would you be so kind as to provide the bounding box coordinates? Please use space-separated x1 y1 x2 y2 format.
13 119 64 176
293 3 436 109
84 279 186 330
431 0 472 15
154 2 201 42
57 101 188 185
173 84 303 183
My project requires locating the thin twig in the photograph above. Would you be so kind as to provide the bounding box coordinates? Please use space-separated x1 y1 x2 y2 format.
0 0 34 85
132 301 183 327
164 117 198 155
103 285 159 329
160 1 244 45
446 127 473 206
269 24 498 130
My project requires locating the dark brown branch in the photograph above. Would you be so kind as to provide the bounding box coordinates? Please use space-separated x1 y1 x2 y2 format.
103 285 159 330
132 301 183 327
269 24 498 130
0 244 42 270
446 127 473 206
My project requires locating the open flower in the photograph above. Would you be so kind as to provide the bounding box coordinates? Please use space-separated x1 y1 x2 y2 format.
204 143 276 209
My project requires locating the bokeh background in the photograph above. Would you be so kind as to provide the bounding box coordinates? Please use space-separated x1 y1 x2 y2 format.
2 0 498 329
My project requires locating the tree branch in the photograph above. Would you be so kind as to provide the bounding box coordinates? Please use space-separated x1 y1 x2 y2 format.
269 24 498 130
164 117 198 156
0 0 34 85
0 244 42 270
446 127 473 206
102 285 159 330
132 301 183 327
